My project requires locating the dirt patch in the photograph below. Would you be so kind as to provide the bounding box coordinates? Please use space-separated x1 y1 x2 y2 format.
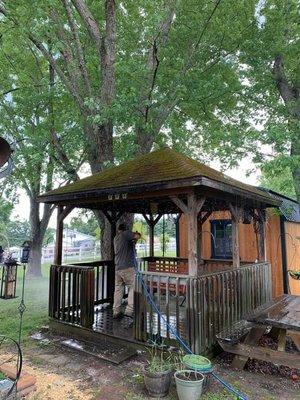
1 337 299 400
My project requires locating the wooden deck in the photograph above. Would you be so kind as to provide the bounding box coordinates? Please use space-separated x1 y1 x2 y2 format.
49 258 272 354
94 308 134 341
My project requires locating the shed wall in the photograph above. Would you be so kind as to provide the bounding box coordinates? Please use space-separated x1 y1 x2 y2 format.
285 221 300 295
179 210 284 298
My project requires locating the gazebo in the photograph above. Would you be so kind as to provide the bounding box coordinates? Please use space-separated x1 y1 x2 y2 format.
39 147 279 354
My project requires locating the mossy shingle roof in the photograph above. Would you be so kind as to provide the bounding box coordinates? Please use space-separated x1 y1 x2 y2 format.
39 148 278 204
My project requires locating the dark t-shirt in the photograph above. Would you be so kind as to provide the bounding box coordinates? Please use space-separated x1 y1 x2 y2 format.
114 230 136 270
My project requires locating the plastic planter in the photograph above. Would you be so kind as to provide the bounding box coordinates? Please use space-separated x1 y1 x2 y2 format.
174 370 204 400
183 354 213 393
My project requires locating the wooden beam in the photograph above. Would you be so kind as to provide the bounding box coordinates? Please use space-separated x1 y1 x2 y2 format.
257 209 267 262
232 326 266 369
54 205 75 265
59 205 74 221
186 194 206 275
222 341 300 370
199 210 211 225
170 196 188 214
142 213 162 257
54 206 64 265
229 203 241 269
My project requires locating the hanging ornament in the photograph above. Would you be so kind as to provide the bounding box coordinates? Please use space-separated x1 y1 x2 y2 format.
0 137 14 179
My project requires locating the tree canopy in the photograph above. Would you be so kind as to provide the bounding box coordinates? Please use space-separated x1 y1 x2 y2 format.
0 0 299 273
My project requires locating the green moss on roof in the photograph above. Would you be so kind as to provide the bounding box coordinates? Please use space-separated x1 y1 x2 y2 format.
40 148 272 200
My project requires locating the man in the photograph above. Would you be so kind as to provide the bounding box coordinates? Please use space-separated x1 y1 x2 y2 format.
113 223 141 319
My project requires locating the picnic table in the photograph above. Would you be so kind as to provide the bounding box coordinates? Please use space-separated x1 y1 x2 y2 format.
217 294 300 370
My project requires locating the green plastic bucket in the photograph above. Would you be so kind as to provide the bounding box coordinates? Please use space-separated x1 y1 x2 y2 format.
183 355 213 393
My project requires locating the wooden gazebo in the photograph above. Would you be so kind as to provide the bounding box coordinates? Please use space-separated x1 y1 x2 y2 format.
39 148 280 354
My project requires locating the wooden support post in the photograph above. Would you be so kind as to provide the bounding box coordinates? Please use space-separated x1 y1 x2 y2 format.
80 268 95 328
54 205 74 265
102 210 124 259
187 194 198 275
171 194 205 276
142 213 162 257
229 204 241 269
175 214 181 257
197 218 203 265
257 209 267 262
54 206 64 265
102 210 124 304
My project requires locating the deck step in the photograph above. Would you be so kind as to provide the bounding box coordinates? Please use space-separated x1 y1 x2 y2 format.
61 338 137 365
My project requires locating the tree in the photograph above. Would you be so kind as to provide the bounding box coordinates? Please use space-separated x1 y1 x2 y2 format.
43 227 56 246
0 0 263 258
133 220 148 244
69 210 99 237
6 220 31 247
160 233 170 254
224 1 300 204
251 1 300 204
0 198 14 246
260 166 296 200
0 35 83 275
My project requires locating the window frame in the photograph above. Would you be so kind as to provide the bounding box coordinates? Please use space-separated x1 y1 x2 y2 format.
210 219 233 259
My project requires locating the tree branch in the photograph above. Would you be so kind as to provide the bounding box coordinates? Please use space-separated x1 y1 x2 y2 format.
71 0 102 50
29 34 87 113
48 62 79 181
273 54 297 105
139 0 177 123
61 0 92 96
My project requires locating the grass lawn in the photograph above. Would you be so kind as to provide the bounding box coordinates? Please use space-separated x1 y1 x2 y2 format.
0 270 49 343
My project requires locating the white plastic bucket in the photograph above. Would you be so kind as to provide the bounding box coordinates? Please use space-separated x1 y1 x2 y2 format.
174 370 204 400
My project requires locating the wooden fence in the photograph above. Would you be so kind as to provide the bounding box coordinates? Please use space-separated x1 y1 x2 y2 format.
134 262 272 354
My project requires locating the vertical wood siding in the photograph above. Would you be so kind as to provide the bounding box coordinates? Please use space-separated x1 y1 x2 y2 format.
285 221 300 295
179 211 284 298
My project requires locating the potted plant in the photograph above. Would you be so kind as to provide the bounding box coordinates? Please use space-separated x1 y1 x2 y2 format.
144 344 173 398
174 369 204 400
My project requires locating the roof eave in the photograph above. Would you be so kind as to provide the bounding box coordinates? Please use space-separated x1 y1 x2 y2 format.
38 175 280 208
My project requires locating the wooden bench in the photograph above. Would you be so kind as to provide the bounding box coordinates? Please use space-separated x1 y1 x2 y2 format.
217 295 300 370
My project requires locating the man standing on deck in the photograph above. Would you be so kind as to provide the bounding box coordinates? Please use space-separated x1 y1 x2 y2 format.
113 223 141 319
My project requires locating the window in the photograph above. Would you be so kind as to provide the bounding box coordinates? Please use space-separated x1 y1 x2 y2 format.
211 219 232 259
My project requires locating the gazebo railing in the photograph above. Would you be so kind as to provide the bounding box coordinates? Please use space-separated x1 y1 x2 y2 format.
49 259 272 354
138 256 254 275
139 256 188 274
134 262 272 354
49 260 114 328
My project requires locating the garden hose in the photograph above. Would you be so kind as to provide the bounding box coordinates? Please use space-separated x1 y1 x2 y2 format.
135 262 248 400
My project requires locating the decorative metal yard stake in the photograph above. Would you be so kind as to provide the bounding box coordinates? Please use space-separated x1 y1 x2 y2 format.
0 243 30 400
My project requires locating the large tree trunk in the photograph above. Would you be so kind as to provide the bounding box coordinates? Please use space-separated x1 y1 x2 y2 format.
28 235 43 277
135 126 155 155
273 54 300 204
27 196 53 277
291 132 300 204
27 197 43 276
